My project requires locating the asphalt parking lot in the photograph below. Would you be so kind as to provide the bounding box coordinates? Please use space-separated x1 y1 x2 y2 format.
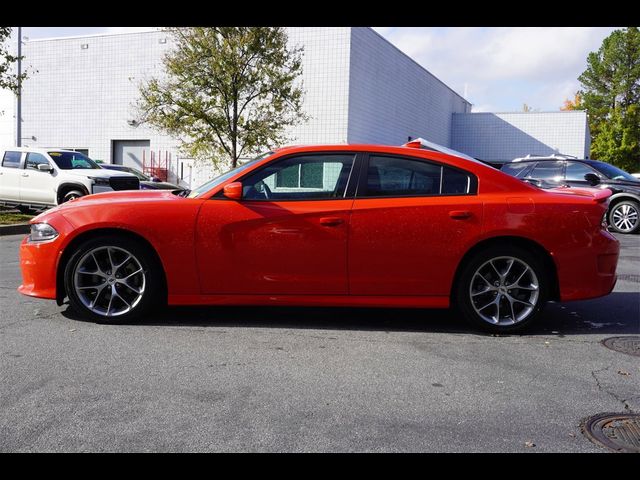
0 232 638 452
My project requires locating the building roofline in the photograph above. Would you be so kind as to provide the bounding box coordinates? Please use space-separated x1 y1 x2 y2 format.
363 27 471 108
457 110 587 115
24 29 160 43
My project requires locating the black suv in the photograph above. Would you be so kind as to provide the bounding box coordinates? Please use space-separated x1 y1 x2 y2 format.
501 155 640 234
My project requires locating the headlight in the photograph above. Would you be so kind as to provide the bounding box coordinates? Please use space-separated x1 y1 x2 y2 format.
88 177 110 186
29 223 59 242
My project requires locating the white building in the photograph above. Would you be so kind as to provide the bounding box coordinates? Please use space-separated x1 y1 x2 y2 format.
2 27 591 187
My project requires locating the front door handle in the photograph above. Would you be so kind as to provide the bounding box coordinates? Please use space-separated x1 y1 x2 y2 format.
319 217 344 227
21 173 29 177
449 210 472 220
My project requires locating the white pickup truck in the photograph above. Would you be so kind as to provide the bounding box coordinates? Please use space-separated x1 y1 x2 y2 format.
0 147 140 212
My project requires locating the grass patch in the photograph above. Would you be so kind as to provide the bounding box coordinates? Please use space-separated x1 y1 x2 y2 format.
0 212 33 225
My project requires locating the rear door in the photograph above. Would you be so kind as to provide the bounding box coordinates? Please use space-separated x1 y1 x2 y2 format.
0 151 24 202
348 153 482 297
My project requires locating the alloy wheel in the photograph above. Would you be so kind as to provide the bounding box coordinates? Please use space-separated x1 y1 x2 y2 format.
469 256 540 326
73 246 146 317
611 203 639 233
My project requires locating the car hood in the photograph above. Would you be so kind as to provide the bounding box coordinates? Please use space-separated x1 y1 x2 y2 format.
140 180 182 190
603 179 640 189
61 169 138 179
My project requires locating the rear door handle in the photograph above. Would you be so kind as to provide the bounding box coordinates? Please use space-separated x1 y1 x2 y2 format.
449 210 472 220
21 173 29 177
319 217 344 227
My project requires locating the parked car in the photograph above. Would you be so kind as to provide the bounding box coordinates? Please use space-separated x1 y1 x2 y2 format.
19 142 619 333
501 155 640 234
99 164 183 191
0 148 140 212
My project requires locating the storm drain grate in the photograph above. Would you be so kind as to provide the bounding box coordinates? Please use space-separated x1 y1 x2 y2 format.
582 413 640 453
616 274 640 283
601 336 640 357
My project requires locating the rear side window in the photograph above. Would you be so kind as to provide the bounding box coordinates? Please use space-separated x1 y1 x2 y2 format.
501 162 534 178
527 161 564 181
364 155 475 197
2 151 22 168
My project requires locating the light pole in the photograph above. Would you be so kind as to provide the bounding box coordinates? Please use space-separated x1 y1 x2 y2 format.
16 26 22 147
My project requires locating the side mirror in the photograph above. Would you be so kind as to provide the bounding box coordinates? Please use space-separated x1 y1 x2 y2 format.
37 164 53 173
584 173 600 186
223 181 243 200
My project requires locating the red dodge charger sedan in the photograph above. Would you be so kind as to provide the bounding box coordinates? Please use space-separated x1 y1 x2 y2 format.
18 142 619 333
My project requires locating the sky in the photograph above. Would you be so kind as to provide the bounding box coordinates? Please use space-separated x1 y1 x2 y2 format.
20 26 619 112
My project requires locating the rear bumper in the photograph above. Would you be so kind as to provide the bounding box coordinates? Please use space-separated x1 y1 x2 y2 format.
556 229 620 302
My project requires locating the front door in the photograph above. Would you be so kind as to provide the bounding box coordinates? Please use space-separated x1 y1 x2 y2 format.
348 154 483 297
19 152 57 205
195 153 357 295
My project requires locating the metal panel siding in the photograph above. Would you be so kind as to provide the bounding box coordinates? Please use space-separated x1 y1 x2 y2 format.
347 27 471 146
451 111 590 162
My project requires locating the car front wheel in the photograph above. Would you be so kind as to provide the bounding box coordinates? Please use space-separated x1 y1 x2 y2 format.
64 235 163 323
455 246 548 333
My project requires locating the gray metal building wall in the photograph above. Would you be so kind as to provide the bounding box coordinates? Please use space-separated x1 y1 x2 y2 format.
347 27 471 146
451 111 591 163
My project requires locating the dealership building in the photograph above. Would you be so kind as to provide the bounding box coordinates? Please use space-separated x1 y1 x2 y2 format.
1 27 591 188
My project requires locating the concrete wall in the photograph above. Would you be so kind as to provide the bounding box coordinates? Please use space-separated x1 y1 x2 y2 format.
347 27 471 146
451 111 591 163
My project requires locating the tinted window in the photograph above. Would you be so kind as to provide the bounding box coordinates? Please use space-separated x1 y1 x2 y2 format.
366 156 441 196
364 156 473 197
501 162 534 178
48 151 100 170
442 166 471 194
2 151 22 168
241 154 355 200
25 152 51 170
565 161 597 181
527 161 564 181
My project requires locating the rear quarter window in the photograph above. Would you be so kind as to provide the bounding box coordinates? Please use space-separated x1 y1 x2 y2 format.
2 151 22 168
500 162 533 178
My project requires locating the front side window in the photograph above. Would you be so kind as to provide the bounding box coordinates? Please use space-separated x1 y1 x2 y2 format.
364 155 473 197
25 152 51 170
2 151 22 168
527 161 564 181
241 154 355 200
565 161 597 181
48 151 101 170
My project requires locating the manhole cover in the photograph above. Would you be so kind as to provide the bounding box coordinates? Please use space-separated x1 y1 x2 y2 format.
601 336 640 357
582 413 640 453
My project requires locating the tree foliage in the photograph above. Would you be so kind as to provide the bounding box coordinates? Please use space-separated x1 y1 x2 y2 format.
560 93 582 111
137 27 307 168
0 27 28 94
578 27 640 172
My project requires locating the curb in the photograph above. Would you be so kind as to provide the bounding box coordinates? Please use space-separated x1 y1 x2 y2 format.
0 223 30 236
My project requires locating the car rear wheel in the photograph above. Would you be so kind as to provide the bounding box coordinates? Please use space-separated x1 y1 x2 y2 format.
455 246 548 333
608 200 640 234
64 235 163 323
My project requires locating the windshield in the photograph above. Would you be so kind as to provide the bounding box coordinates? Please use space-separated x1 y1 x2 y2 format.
187 151 275 198
49 151 101 170
591 161 639 182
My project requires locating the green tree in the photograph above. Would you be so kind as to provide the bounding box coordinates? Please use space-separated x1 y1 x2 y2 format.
578 27 640 172
137 27 307 169
1 27 28 94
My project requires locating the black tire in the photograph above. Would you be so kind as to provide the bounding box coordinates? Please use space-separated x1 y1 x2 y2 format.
454 245 549 334
61 189 85 204
16 205 32 214
608 200 640 234
64 235 164 324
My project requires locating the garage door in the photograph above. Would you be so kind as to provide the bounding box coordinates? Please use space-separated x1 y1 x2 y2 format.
112 140 150 169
